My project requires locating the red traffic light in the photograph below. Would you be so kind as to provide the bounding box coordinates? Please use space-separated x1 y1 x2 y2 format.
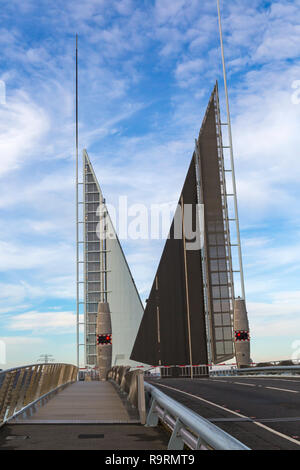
235 330 250 342
97 334 112 345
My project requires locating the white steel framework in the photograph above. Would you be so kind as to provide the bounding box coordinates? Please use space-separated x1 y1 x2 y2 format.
82 150 144 368
75 34 81 368
194 86 235 364
217 0 246 300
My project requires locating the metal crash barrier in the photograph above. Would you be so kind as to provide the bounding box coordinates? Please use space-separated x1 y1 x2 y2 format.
236 365 300 375
0 363 78 425
108 366 249 450
145 382 250 450
210 365 300 377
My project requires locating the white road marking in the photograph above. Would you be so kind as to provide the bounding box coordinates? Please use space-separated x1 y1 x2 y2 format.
265 386 298 394
228 375 300 384
210 377 300 391
154 382 300 447
261 378 300 384
233 382 256 387
210 379 228 383
277 380 300 383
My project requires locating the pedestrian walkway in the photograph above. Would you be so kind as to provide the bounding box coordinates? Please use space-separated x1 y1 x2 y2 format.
11 381 135 423
0 381 169 449
0 423 169 450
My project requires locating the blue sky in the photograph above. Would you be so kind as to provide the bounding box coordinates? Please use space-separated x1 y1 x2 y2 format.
0 0 300 368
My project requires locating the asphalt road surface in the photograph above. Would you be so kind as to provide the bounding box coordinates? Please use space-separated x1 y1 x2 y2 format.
147 375 300 450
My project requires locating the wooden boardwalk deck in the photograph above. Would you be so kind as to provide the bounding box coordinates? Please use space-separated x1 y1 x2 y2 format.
2 381 169 449
12 381 136 424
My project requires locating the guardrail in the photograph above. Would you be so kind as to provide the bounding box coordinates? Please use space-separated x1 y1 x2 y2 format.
108 366 249 450
78 369 100 381
107 366 146 424
144 382 250 450
160 365 209 379
210 365 300 377
0 363 78 425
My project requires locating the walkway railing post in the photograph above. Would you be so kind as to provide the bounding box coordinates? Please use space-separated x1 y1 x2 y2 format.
1 371 16 421
52 364 60 389
58 364 65 386
32 365 44 403
168 418 185 450
24 365 37 406
6 369 25 419
15 369 31 412
146 398 159 426
0 373 12 422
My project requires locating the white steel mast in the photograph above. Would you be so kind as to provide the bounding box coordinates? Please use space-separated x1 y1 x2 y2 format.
217 0 246 300
76 34 80 368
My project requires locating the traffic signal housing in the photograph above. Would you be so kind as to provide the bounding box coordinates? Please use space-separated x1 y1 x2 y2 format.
235 330 250 342
97 334 112 345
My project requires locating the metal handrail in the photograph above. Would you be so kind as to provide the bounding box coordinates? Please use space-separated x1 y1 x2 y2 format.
237 365 300 373
145 382 250 450
0 363 78 425
7 382 71 423
0 363 75 377
210 365 300 376
107 366 146 424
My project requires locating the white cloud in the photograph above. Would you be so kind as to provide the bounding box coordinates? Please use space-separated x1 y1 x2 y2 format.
7 310 81 334
114 0 134 16
242 237 272 249
250 312 300 339
154 0 187 25
249 298 300 320
0 276 75 312
0 282 39 304
229 64 300 222
272 290 300 304
247 291 300 341
0 335 47 368
223 4 266 53
253 3 300 62
0 304 30 315
175 58 204 86
1 336 43 345
0 240 74 272
0 92 49 176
